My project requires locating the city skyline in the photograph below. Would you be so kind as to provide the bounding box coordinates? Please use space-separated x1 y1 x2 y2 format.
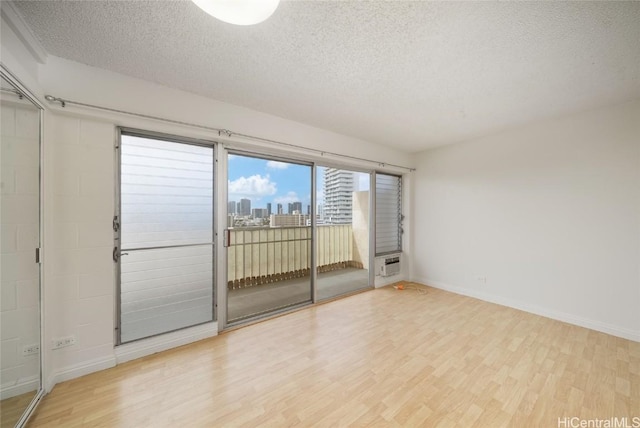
227 154 370 217
228 154 315 212
228 198 316 216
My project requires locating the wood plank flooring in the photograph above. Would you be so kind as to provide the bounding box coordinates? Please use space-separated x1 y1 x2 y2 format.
1 391 37 428
28 284 640 427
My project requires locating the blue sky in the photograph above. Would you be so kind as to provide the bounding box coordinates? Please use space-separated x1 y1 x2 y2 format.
228 154 318 210
228 154 370 210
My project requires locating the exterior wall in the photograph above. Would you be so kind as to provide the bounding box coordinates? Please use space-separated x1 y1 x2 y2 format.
351 191 369 266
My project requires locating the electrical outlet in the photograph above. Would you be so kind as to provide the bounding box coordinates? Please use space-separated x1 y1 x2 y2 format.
22 344 40 356
52 335 77 350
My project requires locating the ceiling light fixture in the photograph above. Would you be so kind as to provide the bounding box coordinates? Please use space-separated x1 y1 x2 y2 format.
192 0 280 26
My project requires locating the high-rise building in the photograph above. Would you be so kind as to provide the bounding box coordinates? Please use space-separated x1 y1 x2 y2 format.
306 204 311 215
269 214 310 227
316 204 324 224
266 203 272 216
238 198 251 216
292 202 302 214
277 203 283 214
252 208 268 219
228 201 236 214
324 168 354 224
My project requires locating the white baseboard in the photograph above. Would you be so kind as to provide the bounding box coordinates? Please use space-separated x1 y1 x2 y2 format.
45 355 116 393
0 376 39 400
44 322 218 393
115 321 218 364
416 277 640 343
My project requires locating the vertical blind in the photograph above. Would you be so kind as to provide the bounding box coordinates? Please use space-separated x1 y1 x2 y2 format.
119 134 214 343
375 173 402 255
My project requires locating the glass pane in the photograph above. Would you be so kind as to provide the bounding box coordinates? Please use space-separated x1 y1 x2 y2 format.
0 76 41 422
316 167 371 300
121 135 213 249
227 154 312 323
120 245 213 343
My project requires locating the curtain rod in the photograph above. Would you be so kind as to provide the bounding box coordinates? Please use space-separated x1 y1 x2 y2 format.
1 87 25 99
43 95 415 172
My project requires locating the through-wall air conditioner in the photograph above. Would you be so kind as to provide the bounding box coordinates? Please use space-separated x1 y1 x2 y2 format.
381 256 400 277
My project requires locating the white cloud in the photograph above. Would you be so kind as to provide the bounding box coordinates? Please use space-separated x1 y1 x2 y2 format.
228 174 277 200
266 160 288 170
274 191 300 204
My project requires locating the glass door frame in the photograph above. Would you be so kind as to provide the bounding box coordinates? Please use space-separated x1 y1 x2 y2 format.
114 127 218 345
223 148 316 327
221 148 378 328
0 65 46 427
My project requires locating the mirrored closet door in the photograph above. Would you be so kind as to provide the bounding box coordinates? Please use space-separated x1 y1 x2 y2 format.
0 68 44 427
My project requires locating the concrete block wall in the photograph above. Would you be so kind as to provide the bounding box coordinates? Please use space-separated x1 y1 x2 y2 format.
46 114 116 381
0 101 41 399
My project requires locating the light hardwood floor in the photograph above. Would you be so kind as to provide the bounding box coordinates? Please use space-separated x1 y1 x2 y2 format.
28 284 639 427
1 391 37 428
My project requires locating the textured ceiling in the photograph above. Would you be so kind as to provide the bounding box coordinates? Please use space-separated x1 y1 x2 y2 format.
13 1 640 153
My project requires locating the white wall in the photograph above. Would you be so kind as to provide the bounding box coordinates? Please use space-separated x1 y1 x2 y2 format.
46 114 116 382
1 100 41 399
412 99 640 341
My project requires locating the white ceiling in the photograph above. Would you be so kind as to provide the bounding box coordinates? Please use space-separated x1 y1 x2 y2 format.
13 1 640 153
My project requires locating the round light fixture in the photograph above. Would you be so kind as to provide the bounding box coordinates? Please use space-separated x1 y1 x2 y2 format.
192 0 280 26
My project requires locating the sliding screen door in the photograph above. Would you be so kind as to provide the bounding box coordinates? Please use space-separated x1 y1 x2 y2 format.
118 132 214 343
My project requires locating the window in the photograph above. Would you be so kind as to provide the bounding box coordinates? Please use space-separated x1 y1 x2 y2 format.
375 173 403 255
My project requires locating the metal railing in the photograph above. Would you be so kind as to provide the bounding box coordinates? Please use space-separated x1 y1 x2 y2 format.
227 224 363 289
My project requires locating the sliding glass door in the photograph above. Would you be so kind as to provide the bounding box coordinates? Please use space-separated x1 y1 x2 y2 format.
116 134 388 333
316 166 372 300
226 153 312 323
117 131 214 343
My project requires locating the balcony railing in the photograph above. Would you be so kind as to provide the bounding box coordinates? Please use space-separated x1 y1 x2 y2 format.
227 224 364 289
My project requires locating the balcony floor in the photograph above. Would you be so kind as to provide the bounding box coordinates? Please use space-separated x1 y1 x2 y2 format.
227 267 370 322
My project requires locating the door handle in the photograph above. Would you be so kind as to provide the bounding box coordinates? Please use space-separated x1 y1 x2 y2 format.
113 247 130 262
223 229 231 247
